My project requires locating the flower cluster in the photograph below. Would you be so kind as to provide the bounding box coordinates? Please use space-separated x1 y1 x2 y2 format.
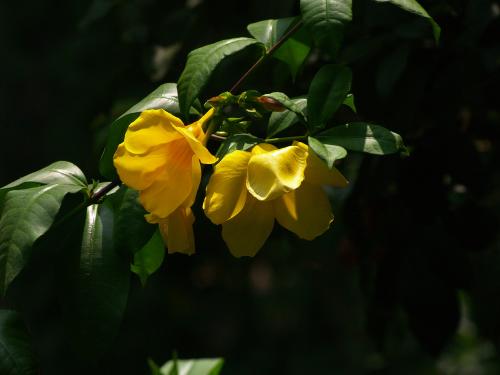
113 109 348 257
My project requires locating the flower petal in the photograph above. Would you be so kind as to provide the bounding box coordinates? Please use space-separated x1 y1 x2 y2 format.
295 142 348 187
157 207 196 255
175 125 217 165
138 141 193 217
124 109 184 154
246 144 308 201
113 143 167 190
203 150 250 224
182 155 202 208
222 196 274 257
274 182 333 240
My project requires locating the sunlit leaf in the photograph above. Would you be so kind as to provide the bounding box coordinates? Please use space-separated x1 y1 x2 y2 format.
373 0 441 42
307 64 352 131
159 358 224 375
315 122 407 155
247 18 296 50
131 229 165 286
342 94 357 112
262 92 306 121
0 310 37 375
178 38 264 117
0 184 84 295
300 0 352 55
308 136 347 168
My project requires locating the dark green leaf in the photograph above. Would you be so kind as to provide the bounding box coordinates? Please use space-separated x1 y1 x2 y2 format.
267 97 307 137
0 184 84 295
99 83 186 180
315 122 407 155
159 358 224 375
273 27 312 79
131 229 165 286
262 92 306 121
343 94 357 112
247 18 296 50
307 64 352 130
0 310 37 375
110 187 156 256
373 0 441 42
376 45 410 96
2 161 87 190
300 0 352 55
308 136 347 168
64 203 130 363
178 38 263 117
216 134 262 159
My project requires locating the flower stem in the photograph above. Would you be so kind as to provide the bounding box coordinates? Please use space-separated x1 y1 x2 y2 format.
264 135 308 144
229 19 304 94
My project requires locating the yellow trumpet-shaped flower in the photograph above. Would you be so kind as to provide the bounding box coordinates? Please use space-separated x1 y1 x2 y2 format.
113 108 217 254
203 142 348 257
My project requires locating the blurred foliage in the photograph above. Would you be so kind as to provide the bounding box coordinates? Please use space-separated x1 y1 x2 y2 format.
1 0 500 374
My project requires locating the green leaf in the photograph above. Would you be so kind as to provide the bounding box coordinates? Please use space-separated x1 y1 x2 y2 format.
267 97 307 137
262 92 306 121
343 93 357 112
374 0 441 43
376 45 410 96
216 134 262 159
99 83 186 180
307 64 352 131
300 0 352 55
1 161 87 190
0 184 84 295
308 136 347 168
159 358 224 375
110 187 156 256
131 229 165 286
178 38 263 117
315 122 407 155
273 28 312 79
247 17 296 50
64 203 130 363
0 310 37 375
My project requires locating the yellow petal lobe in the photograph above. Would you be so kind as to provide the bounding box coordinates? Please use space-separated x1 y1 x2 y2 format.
156 207 196 255
203 150 251 224
221 196 274 257
274 182 334 240
246 144 308 201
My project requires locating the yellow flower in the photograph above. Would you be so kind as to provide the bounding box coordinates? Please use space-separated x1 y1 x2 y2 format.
113 108 217 254
203 142 348 257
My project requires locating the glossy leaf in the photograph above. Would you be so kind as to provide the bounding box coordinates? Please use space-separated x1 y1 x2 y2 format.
131 229 165 286
262 92 306 121
65 203 130 363
159 358 224 375
308 136 347 168
267 97 307 137
374 0 441 42
0 184 84 295
273 28 312 79
315 122 407 155
300 0 352 54
307 64 352 130
1 161 87 190
247 17 295 50
0 310 37 375
99 83 187 180
216 134 262 159
177 38 263 117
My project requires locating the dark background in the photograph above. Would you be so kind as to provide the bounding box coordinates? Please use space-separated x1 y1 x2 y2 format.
1 0 500 374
